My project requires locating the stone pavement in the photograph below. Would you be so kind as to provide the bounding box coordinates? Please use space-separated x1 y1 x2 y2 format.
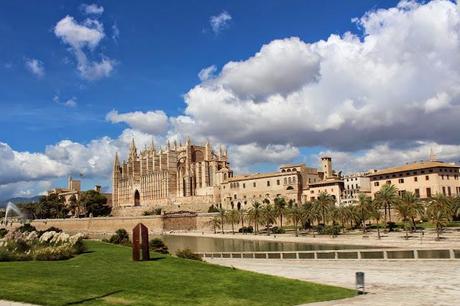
0 301 36 306
206 258 460 306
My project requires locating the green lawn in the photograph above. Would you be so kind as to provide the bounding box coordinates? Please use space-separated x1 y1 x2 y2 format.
0 241 354 305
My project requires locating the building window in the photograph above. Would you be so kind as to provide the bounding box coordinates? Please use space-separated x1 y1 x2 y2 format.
277 180 280 185
426 188 431 198
253 182 256 187
448 187 452 196
441 175 444 180
386 180 391 185
374 182 379 187
425 176 429 181
398 178 404 184
414 189 420 198
242 183 245 188
267 181 270 187
292 177 296 183
414 177 418 182
442 187 446 195
234 194 237 199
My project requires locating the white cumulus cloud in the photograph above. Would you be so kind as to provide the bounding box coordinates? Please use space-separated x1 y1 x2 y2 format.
210 11 232 34
106 110 169 135
25 58 45 78
81 3 104 15
54 15 115 80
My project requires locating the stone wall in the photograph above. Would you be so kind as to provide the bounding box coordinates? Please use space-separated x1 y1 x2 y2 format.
111 196 214 217
29 213 216 239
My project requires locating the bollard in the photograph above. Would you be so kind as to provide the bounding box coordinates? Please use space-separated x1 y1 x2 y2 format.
355 272 365 295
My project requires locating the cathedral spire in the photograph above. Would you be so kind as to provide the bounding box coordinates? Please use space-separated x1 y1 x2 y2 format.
113 152 120 168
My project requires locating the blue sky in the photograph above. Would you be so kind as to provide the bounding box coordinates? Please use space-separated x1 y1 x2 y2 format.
0 0 398 151
2 0 460 199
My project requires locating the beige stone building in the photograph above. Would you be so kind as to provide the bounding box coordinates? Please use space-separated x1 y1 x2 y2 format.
221 164 321 210
302 157 344 204
112 138 232 215
368 160 460 198
48 177 81 203
341 172 371 205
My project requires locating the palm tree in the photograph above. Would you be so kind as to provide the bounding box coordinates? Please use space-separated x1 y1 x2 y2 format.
274 197 287 229
451 196 460 218
226 209 240 235
426 194 453 240
217 208 226 234
261 203 277 235
247 202 263 234
208 216 221 234
239 208 247 229
315 192 335 224
394 193 415 240
369 199 383 239
301 201 318 232
336 205 353 233
357 193 372 234
287 203 303 237
374 184 399 232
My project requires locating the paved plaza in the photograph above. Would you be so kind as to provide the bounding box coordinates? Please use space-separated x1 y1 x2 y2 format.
206 258 460 305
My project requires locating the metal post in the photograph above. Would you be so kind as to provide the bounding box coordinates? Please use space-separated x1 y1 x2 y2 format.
356 272 365 295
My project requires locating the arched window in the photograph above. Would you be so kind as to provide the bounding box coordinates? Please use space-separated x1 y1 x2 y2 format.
134 190 140 206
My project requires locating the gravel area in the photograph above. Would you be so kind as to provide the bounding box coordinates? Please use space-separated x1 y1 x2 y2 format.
206 258 460 306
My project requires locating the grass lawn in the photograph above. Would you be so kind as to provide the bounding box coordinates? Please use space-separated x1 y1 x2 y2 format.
0 241 354 305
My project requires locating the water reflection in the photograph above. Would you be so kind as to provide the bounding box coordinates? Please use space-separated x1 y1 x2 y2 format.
159 235 371 253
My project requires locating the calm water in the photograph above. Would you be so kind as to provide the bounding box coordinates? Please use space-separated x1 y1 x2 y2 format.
159 235 373 252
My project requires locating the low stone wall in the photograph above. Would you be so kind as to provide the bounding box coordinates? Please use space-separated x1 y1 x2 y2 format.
29 213 216 239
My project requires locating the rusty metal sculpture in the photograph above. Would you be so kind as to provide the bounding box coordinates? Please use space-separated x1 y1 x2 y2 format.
132 223 150 261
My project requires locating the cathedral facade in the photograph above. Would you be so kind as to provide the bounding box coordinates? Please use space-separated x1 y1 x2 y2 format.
112 138 232 215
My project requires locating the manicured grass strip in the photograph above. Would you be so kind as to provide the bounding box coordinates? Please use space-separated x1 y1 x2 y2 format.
0 241 354 305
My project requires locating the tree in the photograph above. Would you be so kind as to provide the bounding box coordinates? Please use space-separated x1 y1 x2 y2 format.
356 193 372 234
315 192 335 224
394 193 414 240
217 208 226 234
208 216 221 234
301 201 319 231
426 194 453 240
239 208 246 226
335 205 353 233
369 199 383 239
80 190 110 217
274 197 287 228
226 209 240 235
374 184 399 231
247 202 263 234
261 203 277 235
287 203 303 237
68 195 79 217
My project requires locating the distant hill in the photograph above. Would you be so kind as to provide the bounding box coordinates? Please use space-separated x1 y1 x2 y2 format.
0 196 41 208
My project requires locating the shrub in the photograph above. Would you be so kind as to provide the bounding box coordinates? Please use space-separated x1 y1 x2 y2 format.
238 226 254 233
17 223 37 233
387 222 398 232
109 229 130 245
271 227 286 234
208 205 219 213
144 208 162 216
43 226 62 233
176 248 202 261
317 224 341 236
0 228 8 238
149 238 169 254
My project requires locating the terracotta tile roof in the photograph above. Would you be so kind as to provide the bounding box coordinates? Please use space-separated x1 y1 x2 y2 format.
307 179 344 187
368 161 459 177
227 171 296 182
